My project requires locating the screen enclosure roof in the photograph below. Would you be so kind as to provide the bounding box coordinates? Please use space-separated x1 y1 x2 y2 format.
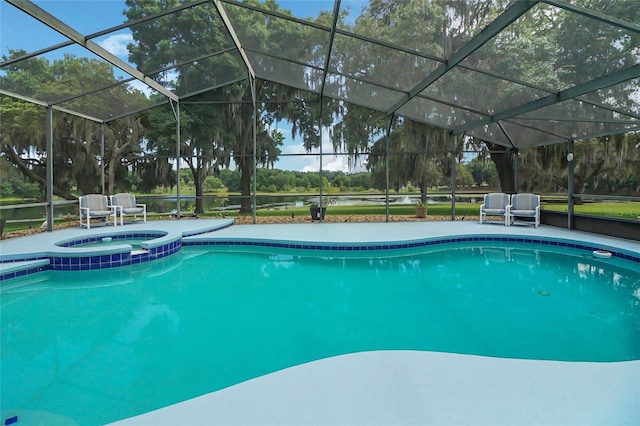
1 0 639 150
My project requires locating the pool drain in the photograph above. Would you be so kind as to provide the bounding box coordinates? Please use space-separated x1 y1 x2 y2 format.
537 290 551 296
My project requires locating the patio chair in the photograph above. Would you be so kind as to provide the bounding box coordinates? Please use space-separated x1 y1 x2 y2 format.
111 193 147 225
509 193 540 228
479 192 511 226
79 194 117 229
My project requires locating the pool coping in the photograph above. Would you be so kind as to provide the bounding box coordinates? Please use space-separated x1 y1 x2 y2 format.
2 220 639 281
0 219 234 279
110 350 640 426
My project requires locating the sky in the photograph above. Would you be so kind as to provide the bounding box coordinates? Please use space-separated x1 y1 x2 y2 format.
0 0 368 173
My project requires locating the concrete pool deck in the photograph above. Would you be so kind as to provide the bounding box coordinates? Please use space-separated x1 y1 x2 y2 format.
2 219 639 425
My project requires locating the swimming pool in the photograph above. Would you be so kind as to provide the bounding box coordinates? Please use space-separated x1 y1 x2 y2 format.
2 239 639 425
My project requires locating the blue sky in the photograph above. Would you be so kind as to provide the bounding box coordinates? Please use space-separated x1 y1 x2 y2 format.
1 0 368 172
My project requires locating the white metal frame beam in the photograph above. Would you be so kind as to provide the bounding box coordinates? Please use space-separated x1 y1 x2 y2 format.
212 0 255 81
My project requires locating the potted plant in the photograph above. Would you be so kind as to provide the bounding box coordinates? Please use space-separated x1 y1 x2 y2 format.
309 196 335 221
416 200 427 218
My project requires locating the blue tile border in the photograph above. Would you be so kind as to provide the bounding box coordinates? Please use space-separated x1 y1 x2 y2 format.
0 233 181 279
48 238 183 271
0 219 236 281
2 231 639 282
182 235 640 264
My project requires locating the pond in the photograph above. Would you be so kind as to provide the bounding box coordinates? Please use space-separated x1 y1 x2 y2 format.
2 194 481 221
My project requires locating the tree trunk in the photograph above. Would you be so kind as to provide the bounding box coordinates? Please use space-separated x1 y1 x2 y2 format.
420 175 428 204
486 142 516 193
239 159 253 213
107 158 116 196
193 169 205 214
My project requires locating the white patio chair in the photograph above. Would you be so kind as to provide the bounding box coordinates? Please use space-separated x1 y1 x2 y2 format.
510 193 540 228
111 193 147 225
479 192 511 226
79 194 117 229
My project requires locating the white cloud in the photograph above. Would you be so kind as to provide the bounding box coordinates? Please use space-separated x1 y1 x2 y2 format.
127 79 154 97
272 124 368 173
96 33 133 58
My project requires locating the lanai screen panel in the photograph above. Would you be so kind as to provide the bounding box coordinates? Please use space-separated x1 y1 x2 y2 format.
565 0 638 21
246 52 324 94
456 1 640 141
0 45 137 113
156 52 248 97
578 79 640 117
124 2 237 80
461 2 640 92
55 80 155 121
2 0 639 146
465 122 512 148
0 2 69 52
328 33 440 93
498 120 571 148
223 1 331 70
335 0 506 59
323 73 405 112
31 0 133 33
398 97 485 130
511 99 640 141
419 66 549 115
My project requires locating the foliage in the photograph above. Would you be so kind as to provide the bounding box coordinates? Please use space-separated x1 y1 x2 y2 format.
0 50 152 198
2 0 638 208
125 0 308 213
204 176 226 192
467 157 498 187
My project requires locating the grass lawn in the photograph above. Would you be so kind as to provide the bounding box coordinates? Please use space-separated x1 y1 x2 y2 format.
542 201 640 220
224 203 482 218
2 199 639 237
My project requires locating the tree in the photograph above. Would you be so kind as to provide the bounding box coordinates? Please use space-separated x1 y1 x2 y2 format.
1 51 150 199
368 119 448 201
204 175 225 192
467 156 498 187
125 0 294 213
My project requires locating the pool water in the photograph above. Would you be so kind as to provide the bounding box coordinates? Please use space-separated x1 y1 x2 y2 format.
1 242 639 424
69 238 150 249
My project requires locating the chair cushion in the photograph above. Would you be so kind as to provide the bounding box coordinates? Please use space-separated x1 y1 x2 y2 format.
112 193 137 209
122 207 144 214
81 195 109 211
512 194 538 211
511 209 537 217
483 208 507 215
87 209 113 217
485 193 509 209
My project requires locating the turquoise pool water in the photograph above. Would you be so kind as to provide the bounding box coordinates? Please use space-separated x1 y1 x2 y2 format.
1 242 639 424
58 237 156 250
74 238 150 249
